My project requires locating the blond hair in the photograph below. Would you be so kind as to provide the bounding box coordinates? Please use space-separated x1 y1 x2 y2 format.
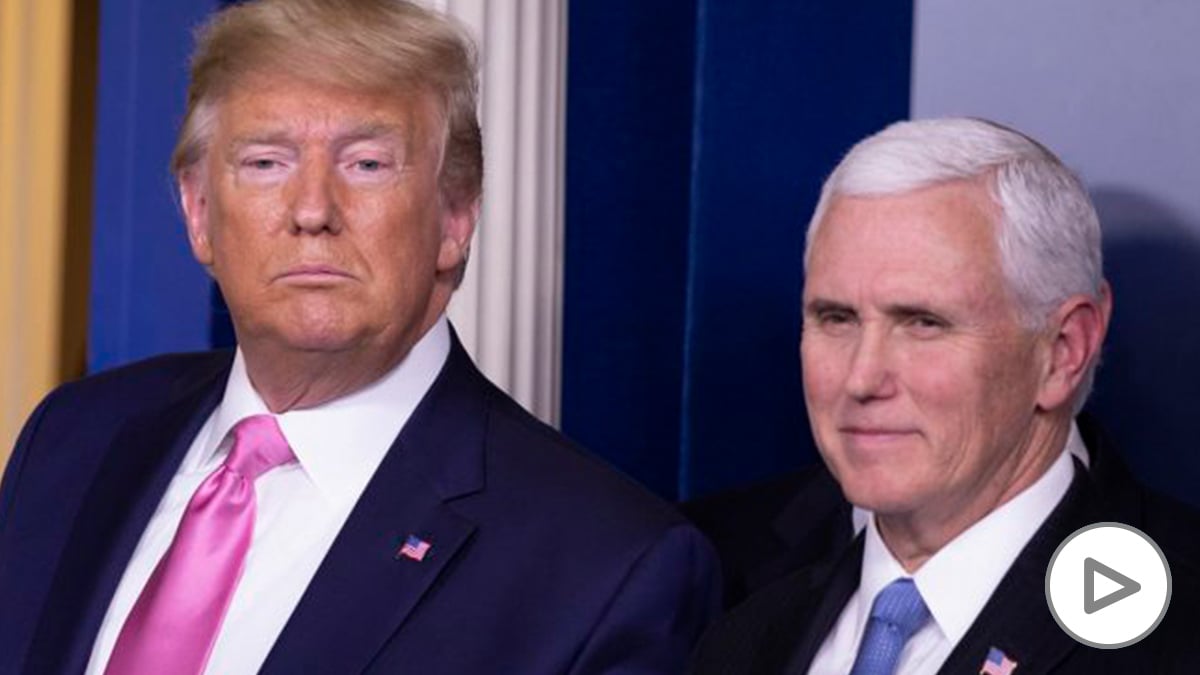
172 0 482 211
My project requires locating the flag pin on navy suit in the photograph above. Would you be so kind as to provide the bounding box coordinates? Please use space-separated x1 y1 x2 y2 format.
979 647 1017 675
396 534 432 562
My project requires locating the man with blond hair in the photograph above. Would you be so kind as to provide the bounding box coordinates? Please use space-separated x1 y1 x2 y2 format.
0 1 718 673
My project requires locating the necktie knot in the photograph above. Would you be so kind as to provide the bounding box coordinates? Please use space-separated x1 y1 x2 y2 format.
226 414 295 480
849 578 931 675
868 578 930 640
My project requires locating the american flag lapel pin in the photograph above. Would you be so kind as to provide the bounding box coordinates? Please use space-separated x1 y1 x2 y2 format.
396 534 432 562
979 647 1018 675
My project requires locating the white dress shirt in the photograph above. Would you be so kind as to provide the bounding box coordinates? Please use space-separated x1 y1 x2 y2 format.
809 425 1086 674
86 317 450 675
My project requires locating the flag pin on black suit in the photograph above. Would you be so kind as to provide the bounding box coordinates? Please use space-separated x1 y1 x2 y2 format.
396 534 432 562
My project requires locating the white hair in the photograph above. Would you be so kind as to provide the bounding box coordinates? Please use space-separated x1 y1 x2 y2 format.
804 117 1105 407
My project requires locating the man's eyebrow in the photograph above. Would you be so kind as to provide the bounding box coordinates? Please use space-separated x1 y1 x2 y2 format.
805 298 855 315
804 299 951 322
228 123 407 150
882 303 946 320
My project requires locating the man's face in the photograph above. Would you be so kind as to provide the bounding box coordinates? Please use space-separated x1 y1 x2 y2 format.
801 181 1049 524
180 72 472 364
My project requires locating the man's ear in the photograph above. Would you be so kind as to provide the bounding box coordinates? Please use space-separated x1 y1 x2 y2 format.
1036 282 1113 411
179 169 214 267
437 198 479 275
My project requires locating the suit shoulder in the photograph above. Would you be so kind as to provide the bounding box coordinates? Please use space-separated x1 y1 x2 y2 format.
1080 415 1200 574
682 466 827 545
1139 490 1200 577
690 563 825 674
17 351 231 455
479 381 687 533
47 351 232 407
682 465 849 608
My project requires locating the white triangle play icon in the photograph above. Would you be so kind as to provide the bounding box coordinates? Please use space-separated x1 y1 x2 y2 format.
1084 557 1141 614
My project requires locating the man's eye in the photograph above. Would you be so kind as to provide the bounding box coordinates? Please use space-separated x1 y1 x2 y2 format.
820 311 853 325
907 314 948 333
806 310 856 334
355 159 385 171
245 158 280 170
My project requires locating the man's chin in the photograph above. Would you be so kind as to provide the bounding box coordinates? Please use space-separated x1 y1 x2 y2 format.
287 325 380 354
249 324 366 355
839 477 925 516
273 304 373 352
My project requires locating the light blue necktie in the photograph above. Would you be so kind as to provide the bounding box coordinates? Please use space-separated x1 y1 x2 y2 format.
848 578 931 675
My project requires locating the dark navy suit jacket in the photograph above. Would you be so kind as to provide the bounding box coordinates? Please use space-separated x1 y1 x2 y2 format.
0 337 720 674
686 419 1200 674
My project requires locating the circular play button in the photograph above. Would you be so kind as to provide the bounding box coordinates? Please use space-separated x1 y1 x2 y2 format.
1045 522 1171 648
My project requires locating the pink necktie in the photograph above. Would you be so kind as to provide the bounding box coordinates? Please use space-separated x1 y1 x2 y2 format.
105 415 296 675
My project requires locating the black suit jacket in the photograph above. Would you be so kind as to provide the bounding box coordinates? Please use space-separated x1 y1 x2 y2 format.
682 465 850 610
688 419 1200 674
0 335 721 674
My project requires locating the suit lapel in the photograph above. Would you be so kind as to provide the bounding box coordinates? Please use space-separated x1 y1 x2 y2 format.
24 357 230 674
938 465 1096 674
745 535 863 675
262 337 487 674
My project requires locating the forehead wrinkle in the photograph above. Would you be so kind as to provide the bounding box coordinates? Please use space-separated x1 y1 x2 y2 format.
228 130 300 150
219 83 419 132
816 226 1004 306
337 122 408 144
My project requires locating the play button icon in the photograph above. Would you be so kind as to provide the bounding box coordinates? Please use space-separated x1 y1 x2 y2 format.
1046 523 1171 648
1084 557 1140 614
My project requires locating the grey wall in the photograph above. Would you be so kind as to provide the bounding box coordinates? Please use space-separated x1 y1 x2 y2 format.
913 0 1200 506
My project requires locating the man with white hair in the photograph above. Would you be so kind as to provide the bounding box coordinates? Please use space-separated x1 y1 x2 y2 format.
689 118 1200 673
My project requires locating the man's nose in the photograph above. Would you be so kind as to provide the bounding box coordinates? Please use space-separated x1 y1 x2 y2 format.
290 161 341 234
844 326 896 402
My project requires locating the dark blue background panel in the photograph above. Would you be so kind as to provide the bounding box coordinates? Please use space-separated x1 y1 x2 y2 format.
563 1 913 500
1087 189 1200 509
563 0 700 500
681 2 913 498
90 0 219 371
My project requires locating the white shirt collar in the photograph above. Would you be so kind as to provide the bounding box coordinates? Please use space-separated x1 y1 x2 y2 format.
854 431 1080 647
190 316 452 511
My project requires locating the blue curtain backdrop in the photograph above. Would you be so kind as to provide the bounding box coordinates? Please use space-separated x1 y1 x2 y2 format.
89 0 221 370
561 0 913 500
88 0 1200 509
88 0 237 375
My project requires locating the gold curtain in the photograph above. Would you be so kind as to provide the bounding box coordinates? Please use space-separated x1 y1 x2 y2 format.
0 0 95 472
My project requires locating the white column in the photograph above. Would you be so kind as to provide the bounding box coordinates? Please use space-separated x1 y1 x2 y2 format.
430 0 566 427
